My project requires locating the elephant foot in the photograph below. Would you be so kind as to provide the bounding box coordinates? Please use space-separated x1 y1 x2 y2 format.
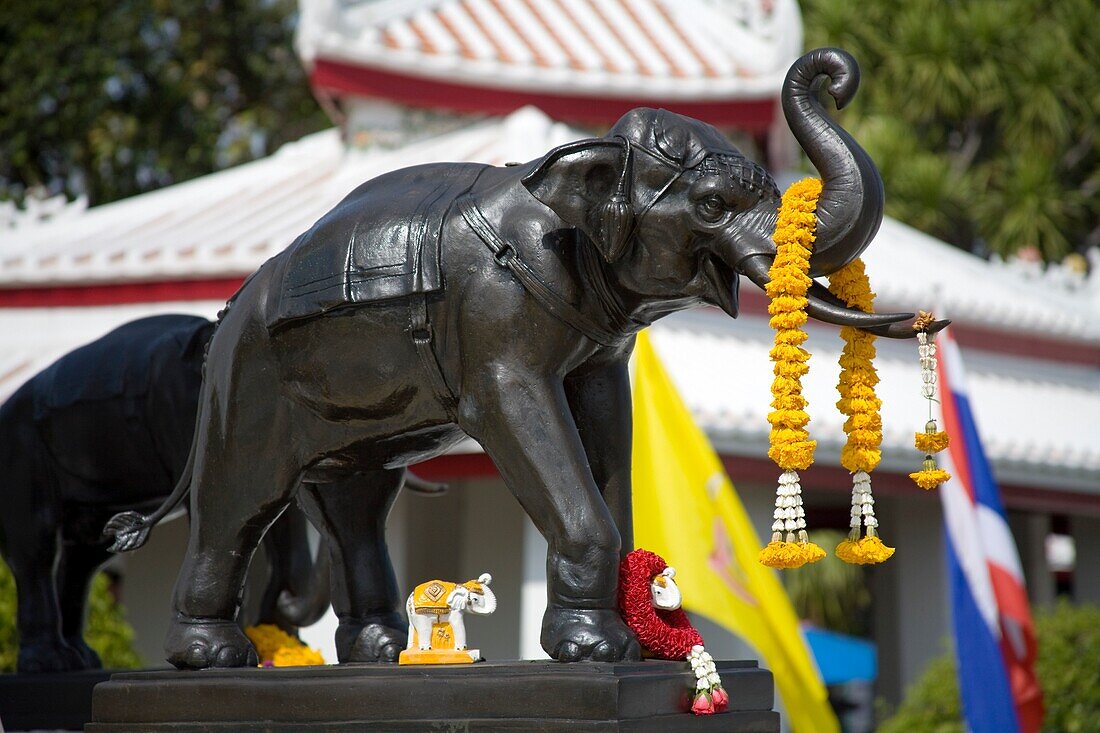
65 636 103 669
165 615 258 670
337 613 405 663
17 638 88 673
541 608 641 663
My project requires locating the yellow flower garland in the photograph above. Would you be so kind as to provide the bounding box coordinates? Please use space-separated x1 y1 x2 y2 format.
910 314 952 490
827 259 894 565
245 624 326 667
759 178 826 569
915 430 950 454
756 182 953 569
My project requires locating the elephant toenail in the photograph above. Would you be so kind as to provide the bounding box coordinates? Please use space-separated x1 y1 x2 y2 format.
185 644 208 667
557 641 581 661
380 643 401 662
216 646 240 666
590 641 616 661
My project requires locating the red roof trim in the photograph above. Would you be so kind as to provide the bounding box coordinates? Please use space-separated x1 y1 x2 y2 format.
415 451 1100 515
0 278 244 307
310 57 777 129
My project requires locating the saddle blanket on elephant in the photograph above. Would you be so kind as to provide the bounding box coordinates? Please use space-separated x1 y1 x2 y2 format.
268 162 489 330
411 578 486 614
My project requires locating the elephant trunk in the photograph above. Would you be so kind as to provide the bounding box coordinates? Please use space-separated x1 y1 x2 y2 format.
474 586 498 615
782 48 885 277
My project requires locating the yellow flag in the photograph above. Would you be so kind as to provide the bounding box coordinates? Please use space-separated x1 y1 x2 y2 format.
631 330 840 733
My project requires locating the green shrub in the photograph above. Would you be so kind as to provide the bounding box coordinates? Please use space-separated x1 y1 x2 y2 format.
878 602 1100 732
0 560 142 672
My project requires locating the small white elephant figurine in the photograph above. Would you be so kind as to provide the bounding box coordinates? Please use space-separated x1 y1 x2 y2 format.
650 567 682 610
405 573 497 654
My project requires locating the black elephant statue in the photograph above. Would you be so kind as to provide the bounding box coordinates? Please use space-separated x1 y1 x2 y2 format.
0 314 333 673
107 49 946 669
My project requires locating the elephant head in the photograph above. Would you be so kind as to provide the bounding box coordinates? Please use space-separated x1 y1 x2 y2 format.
523 48 945 338
447 573 497 616
649 567 682 611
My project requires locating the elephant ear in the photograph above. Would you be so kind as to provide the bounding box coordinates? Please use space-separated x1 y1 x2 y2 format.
521 138 634 263
446 586 469 611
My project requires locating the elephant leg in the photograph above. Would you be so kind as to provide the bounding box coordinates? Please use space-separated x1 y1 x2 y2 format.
56 541 112 668
413 613 434 650
450 612 467 650
6 520 86 672
0 431 86 673
458 369 639 663
565 360 634 557
297 469 405 663
165 436 300 670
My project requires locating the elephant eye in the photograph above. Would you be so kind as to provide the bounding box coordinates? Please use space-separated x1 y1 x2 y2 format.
696 195 726 223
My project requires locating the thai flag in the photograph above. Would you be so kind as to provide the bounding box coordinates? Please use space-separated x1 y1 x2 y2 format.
937 329 1043 733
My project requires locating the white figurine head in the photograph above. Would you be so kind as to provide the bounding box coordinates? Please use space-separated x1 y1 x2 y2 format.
449 572 498 615
650 567 682 611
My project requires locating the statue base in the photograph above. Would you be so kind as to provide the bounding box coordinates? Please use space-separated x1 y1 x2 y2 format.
88 660 778 732
0 668 113 731
398 647 480 664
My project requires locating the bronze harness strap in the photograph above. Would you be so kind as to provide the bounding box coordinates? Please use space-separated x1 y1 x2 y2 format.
408 294 456 420
457 196 624 348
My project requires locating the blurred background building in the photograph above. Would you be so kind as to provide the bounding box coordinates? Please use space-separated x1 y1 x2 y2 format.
2 0 1098 724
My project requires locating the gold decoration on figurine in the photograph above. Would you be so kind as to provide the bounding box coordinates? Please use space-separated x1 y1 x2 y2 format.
399 572 497 665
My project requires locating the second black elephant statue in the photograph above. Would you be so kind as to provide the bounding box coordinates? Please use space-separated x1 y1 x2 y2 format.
0 315 333 673
107 48 946 669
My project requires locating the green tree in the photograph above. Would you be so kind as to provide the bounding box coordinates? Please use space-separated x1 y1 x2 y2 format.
878 602 1100 732
783 529 871 636
0 0 329 206
801 0 1099 261
0 560 142 672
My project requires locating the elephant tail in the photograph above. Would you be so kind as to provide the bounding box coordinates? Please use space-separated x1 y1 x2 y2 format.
103 426 198 553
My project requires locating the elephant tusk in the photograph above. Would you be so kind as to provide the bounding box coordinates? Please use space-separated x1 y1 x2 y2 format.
805 282 950 338
740 254 913 330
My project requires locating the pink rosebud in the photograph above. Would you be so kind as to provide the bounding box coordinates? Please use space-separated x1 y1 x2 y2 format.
691 692 715 716
711 686 729 711
261 660 275 668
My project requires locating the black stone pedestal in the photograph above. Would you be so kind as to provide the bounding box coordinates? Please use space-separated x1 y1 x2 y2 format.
0 669 114 731
88 660 779 732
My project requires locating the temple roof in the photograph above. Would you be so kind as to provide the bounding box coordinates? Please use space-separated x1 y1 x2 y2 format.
297 0 802 125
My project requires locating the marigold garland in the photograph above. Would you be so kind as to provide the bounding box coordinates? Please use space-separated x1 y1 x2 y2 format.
760 178 825 568
245 624 326 667
911 467 952 490
758 181 951 569
826 259 893 564
915 430 950 454
910 318 951 490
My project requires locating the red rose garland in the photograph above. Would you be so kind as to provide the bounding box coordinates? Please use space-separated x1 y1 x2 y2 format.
618 549 703 657
618 549 727 715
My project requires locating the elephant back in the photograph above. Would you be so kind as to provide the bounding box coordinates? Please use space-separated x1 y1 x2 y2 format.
268 163 489 331
410 579 459 614
33 314 210 420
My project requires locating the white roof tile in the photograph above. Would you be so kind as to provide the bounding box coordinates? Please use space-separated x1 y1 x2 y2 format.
297 0 801 100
